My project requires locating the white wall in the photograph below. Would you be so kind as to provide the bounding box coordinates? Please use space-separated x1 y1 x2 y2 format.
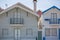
0 8 38 40
40 8 60 40
41 8 60 26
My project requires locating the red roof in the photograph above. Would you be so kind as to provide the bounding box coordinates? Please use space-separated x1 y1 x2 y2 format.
37 10 42 17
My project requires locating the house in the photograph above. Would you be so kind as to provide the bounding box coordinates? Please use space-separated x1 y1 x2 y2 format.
39 6 60 40
0 7 4 12
0 2 39 40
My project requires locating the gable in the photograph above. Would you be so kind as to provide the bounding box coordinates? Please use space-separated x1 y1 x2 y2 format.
42 6 60 18
0 2 39 17
43 6 60 14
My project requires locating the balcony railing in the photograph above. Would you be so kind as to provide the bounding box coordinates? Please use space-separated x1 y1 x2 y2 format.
49 21 57 24
10 18 24 24
45 19 60 24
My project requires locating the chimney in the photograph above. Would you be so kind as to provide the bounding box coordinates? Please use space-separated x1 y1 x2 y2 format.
37 10 42 17
33 0 37 13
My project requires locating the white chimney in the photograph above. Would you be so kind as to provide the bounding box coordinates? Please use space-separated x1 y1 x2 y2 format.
33 0 37 13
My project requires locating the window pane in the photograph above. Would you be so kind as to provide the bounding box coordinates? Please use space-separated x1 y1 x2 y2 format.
50 13 57 24
10 18 24 24
45 28 57 36
51 28 57 36
2 29 8 37
45 28 50 36
26 28 33 36
15 29 20 37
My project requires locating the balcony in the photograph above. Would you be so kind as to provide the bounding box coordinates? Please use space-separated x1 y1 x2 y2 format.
45 18 60 25
49 21 60 26
10 18 24 26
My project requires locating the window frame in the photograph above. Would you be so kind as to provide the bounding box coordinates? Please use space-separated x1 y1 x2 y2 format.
45 28 57 36
50 13 57 24
45 28 50 36
2 28 9 37
26 28 33 36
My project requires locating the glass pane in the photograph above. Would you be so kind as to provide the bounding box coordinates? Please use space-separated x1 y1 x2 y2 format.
51 28 57 36
50 13 57 24
15 29 20 39
2 29 8 37
26 29 33 36
15 29 17 38
45 28 50 36
18 29 20 37
10 18 24 24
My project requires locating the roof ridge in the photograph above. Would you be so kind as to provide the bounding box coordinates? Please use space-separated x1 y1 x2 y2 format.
43 6 60 13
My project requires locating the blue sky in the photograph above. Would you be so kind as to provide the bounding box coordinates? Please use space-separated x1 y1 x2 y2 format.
0 0 60 11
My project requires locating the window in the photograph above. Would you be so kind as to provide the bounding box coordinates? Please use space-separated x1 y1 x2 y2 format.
2 29 9 37
51 28 57 36
26 28 33 36
6 12 8 16
45 28 50 36
27 12 28 16
50 13 57 24
14 29 20 39
45 28 57 36
10 18 24 24
58 19 60 24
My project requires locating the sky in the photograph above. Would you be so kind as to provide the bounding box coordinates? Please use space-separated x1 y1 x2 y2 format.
0 0 60 12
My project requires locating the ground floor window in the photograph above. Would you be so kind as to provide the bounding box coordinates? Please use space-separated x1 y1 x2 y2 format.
14 28 20 40
2 28 9 37
45 28 50 36
45 28 57 36
26 28 33 36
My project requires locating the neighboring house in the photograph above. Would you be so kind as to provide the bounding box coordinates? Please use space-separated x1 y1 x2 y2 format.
39 6 60 40
0 2 39 40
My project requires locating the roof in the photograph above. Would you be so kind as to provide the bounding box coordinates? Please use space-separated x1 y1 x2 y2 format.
0 2 39 17
43 6 60 13
0 7 4 12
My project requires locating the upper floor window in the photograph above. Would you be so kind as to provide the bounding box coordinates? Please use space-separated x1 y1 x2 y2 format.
44 13 60 24
49 13 57 24
10 18 24 24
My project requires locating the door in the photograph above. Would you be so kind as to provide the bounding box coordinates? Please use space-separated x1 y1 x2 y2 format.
45 28 57 40
15 28 20 40
38 31 42 40
59 29 60 40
